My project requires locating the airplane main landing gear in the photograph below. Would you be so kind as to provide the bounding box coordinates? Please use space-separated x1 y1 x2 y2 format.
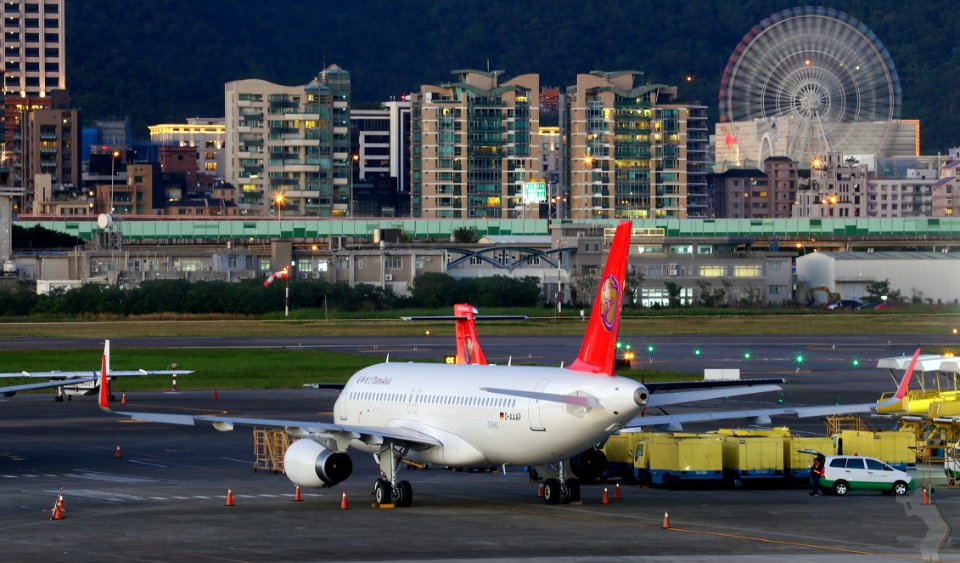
374 443 414 507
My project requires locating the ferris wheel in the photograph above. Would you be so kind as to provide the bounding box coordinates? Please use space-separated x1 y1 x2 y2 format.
719 6 901 164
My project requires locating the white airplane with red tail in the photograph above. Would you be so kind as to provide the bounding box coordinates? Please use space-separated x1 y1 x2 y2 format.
98 222 918 506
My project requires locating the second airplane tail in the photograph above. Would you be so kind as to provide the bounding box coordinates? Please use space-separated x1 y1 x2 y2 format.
454 304 487 365
568 221 632 376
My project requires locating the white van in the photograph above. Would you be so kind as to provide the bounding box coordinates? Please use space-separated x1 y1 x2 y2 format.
820 455 914 496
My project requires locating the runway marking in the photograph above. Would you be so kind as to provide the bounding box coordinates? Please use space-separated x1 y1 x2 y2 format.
2 474 16 478
257 494 279 497
68 470 157 483
22 474 38 478
665 526 936 561
172 496 190 499
149 496 167 500
42 474 58 477
192 495 211 499
501 502 929 561
222 457 250 464
128 460 168 468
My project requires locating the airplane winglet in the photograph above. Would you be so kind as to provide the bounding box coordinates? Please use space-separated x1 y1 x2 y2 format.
98 340 112 412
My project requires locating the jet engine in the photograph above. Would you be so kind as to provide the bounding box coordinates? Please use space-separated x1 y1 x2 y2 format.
284 439 353 488
570 447 608 484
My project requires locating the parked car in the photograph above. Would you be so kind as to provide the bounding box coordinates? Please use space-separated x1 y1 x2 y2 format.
823 300 861 311
820 455 914 496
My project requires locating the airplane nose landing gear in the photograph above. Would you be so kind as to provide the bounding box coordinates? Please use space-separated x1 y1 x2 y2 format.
540 460 581 505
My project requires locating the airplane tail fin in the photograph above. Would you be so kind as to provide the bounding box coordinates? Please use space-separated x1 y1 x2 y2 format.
454 304 487 365
568 221 632 376
893 348 921 400
98 340 111 411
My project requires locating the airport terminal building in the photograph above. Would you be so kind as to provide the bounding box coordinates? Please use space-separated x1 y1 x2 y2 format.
7 217 960 307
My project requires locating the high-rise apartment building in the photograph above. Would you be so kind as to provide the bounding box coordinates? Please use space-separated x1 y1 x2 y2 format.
794 154 868 218
562 71 707 219
411 70 540 218
224 65 351 216
1 0 65 98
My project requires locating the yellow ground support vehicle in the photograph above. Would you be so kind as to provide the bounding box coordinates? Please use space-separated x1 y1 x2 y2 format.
633 434 723 485
787 436 836 479
721 435 786 482
834 430 915 469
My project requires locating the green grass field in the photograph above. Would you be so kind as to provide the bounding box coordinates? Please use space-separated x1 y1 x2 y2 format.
0 346 697 393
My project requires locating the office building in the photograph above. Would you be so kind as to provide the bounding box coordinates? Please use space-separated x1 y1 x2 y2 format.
411 69 541 219
224 65 351 216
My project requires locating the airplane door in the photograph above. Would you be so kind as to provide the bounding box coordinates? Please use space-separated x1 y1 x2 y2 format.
528 379 549 432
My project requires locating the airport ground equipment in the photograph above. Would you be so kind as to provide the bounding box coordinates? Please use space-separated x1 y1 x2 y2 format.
720 431 787 482
632 434 724 485
253 427 296 473
835 429 915 470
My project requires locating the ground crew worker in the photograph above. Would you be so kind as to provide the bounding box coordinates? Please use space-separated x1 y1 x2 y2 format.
809 454 825 496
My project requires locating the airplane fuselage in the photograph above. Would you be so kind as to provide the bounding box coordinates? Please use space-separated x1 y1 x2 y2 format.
334 362 646 466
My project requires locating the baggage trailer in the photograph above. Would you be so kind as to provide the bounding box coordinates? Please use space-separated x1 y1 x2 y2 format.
786 436 835 480
835 429 916 469
635 435 723 485
721 435 786 482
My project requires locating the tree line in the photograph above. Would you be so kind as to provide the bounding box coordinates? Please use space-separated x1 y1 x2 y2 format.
0 274 543 317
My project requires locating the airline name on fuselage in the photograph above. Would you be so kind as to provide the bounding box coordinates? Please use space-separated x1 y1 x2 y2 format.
356 376 393 385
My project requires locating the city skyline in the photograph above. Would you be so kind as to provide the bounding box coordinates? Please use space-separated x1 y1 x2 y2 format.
63 0 959 152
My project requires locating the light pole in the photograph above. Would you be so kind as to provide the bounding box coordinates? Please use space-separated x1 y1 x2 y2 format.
274 192 284 221
110 150 120 213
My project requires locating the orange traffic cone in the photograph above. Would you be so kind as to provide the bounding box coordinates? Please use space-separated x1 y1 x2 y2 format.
662 512 670 529
50 497 64 520
601 487 610 505
922 487 929 505
225 488 235 507
213 388 219 400
114 445 121 459
340 491 349 510
293 485 302 502
537 482 544 497
58 493 65 513
615 482 622 500
121 393 127 405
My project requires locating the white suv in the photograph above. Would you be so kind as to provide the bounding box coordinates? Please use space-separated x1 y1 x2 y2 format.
820 455 914 496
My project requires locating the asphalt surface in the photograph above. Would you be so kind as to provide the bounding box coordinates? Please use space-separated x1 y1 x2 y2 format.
1 335 959 561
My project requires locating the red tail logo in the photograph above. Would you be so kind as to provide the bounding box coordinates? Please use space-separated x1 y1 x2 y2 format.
569 221 632 375
454 304 487 365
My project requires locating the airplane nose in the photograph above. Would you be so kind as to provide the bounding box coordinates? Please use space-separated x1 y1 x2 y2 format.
633 387 648 406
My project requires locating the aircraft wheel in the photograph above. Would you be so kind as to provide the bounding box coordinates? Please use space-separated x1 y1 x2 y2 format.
543 478 561 505
565 478 581 503
395 480 413 507
67 395 72 401
374 479 392 504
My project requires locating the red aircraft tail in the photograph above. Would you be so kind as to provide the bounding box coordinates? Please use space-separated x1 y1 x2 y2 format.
98 340 111 411
454 304 487 365
568 221 632 376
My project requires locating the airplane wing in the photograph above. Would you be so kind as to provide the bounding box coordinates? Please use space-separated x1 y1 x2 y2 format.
481 383 782 409
643 378 785 392
95 361 440 448
0 369 193 378
1 377 94 397
623 348 922 431
104 408 443 447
